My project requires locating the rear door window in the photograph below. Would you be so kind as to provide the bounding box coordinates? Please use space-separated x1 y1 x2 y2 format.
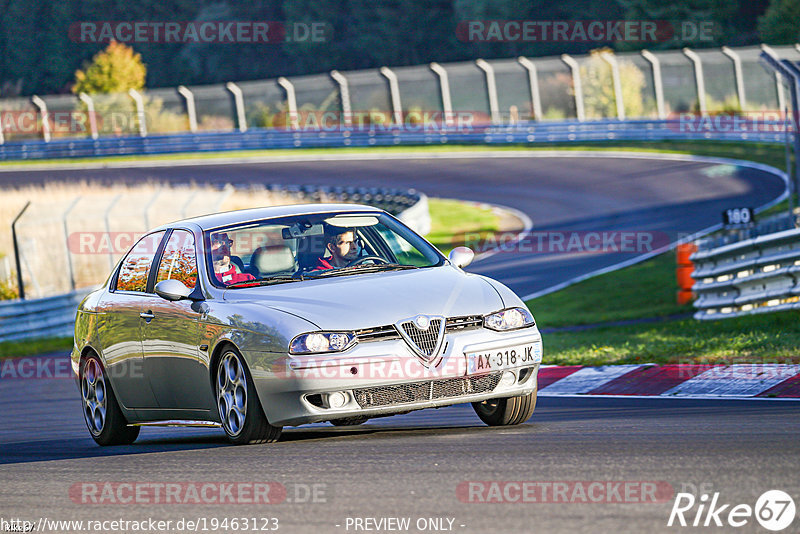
115 231 166 292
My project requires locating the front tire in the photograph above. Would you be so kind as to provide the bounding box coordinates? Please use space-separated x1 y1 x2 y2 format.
472 391 537 426
216 349 282 445
80 354 140 446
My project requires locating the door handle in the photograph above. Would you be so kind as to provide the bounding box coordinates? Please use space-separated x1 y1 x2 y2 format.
140 311 155 322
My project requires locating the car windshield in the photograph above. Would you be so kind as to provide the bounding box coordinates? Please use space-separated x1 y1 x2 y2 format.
205 211 444 287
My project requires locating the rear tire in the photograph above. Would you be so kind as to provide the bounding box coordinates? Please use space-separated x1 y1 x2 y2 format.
80 354 140 446
330 416 369 426
472 391 537 426
216 348 282 445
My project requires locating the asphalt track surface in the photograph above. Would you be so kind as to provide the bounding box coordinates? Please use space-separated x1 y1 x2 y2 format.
1 153 797 533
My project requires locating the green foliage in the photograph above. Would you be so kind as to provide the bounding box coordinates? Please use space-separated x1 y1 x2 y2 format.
426 198 501 256
144 97 188 133
581 49 645 119
0 251 18 300
615 0 741 50
696 94 742 115
0 336 73 359
72 41 146 95
0 280 18 300
758 0 800 43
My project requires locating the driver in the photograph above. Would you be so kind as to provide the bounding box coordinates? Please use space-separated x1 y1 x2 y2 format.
314 226 360 270
211 232 255 284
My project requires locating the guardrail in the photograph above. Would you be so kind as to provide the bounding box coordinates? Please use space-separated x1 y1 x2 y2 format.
0 186 429 344
0 290 87 343
0 119 793 161
691 226 800 320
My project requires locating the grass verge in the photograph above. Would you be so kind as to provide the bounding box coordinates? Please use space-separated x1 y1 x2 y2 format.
526 251 800 366
0 336 73 360
426 198 501 256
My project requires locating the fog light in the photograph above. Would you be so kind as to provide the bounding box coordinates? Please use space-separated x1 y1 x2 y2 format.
500 371 516 387
327 391 347 409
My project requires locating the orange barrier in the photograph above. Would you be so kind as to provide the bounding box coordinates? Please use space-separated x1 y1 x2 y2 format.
676 243 697 305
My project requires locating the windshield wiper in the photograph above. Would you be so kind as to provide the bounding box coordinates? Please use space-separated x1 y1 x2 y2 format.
305 263 418 278
225 275 302 288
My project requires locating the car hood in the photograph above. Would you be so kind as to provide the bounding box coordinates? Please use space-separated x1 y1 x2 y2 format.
228 267 505 330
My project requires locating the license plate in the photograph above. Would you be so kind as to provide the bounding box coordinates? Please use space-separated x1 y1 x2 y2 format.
467 343 541 374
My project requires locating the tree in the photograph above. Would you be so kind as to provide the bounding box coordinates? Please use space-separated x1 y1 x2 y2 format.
758 0 800 43
615 0 740 49
581 49 646 119
72 41 146 95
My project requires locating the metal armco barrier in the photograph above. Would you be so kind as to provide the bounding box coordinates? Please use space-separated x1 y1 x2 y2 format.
0 189 429 343
691 227 800 320
0 290 88 343
0 119 793 161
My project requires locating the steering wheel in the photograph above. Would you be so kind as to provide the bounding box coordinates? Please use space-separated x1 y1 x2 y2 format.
346 255 390 267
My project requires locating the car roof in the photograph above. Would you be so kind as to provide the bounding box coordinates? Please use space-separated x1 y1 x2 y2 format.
154 203 385 232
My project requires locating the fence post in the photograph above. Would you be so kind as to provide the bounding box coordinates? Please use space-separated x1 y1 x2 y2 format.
226 82 247 132
721 46 746 110
143 189 162 230
128 89 147 137
30 96 51 142
476 59 500 124
104 195 122 273
62 196 81 292
177 86 198 133
213 184 235 212
517 57 542 121
430 62 455 127
277 77 299 130
329 70 352 127
762 45 786 113
380 67 403 126
641 50 666 119
779 59 800 224
683 49 707 116
600 51 625 120
560 54 584 121
11 201 30 300
78 92 99 139
760 50 799 222
180 191 199 219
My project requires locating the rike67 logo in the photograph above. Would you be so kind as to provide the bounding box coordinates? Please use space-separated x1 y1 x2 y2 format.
668 490 796 531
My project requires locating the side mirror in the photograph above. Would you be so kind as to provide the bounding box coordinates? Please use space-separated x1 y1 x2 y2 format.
155 279 192 301
448 246 475 269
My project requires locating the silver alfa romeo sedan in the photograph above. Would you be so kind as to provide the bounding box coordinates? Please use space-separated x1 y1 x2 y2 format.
72 204 542 445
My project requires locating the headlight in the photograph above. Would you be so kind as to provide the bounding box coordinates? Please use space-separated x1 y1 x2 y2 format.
484 307 535 331
290 332 356 354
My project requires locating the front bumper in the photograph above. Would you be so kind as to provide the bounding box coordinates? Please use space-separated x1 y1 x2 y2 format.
245 327 542 427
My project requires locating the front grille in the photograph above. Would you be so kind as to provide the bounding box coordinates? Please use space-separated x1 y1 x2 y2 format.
401 319 443 356
446 315 483 331
353 373 501 408
354 315 483 345
354 325 400 342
